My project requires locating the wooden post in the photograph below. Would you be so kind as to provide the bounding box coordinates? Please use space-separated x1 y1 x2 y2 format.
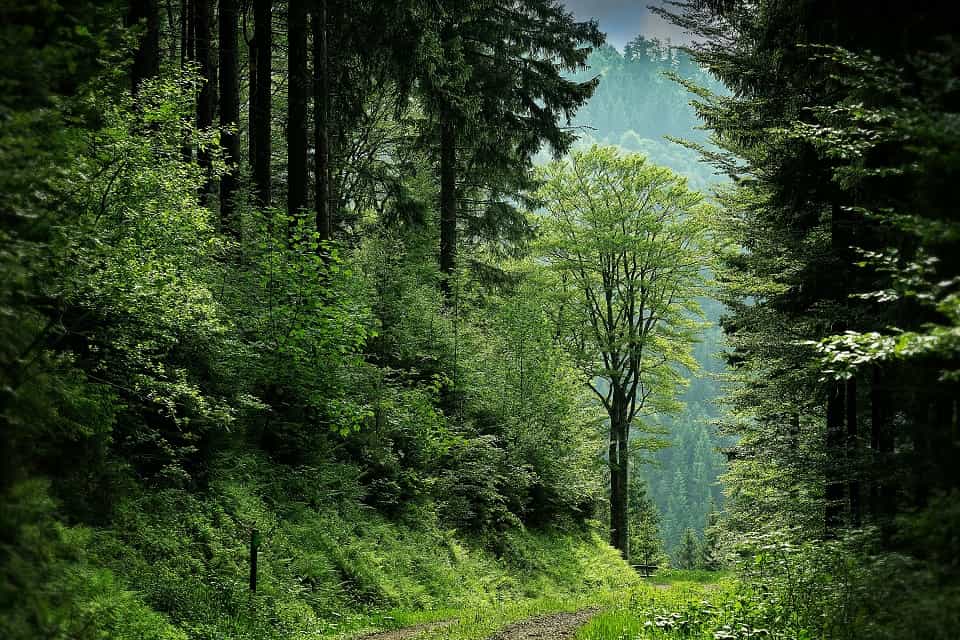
249 528 260 592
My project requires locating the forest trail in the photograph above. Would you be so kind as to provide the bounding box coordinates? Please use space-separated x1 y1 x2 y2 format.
357 619 458 640
357 609 599 640
484 609 598 640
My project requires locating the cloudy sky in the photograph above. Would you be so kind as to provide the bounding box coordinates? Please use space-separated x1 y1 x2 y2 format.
561 1 689 50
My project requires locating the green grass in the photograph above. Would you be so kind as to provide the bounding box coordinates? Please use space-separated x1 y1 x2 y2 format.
648 569 732 586
575 573 743 640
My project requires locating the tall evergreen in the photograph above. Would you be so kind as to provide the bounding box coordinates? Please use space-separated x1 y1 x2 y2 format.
127 0 160 94
422 0 603 299
312 1 331 241
195 0 214 198
657 0 960 542
251 0 272 207
287 0 309 224
219 0 240 237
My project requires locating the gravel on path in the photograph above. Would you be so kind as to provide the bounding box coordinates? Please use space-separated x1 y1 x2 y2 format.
484 608 599 640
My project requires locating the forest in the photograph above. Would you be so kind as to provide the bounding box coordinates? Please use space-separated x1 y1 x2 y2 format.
1 1 958 639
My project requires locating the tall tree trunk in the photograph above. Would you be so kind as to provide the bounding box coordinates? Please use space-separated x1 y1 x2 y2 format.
186 0 195 62
248 24 256 168
870 366 896 541
252 0 272 208
608 393 629 559
180 0 188 67
439 107 457 300
196 0 214 200
180 0 193 161
287 0 309 228
312 1 330 243
219 0 241 238
128 0 160 94
846 376 860 526
825 382 845 537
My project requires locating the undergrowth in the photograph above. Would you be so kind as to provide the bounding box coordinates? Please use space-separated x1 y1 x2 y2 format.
1 451 637 640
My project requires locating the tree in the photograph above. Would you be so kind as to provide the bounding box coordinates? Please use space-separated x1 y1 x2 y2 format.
195 0 214 199
287 0 308 224
127 0 160 94
251 0 272 207
535 146 712 559
420 0 603 299
312 0 330 241
628 471 666 567
699 499 723 570
219 0 240 237
676 528 701 570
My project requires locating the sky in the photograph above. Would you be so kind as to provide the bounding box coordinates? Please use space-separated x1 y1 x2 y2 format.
561 1 690 50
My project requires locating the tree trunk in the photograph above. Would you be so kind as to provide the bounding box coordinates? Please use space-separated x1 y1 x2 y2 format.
287 0 309 228
825 382 845 537
248 25 257 169
219 0 241 238
128 0 160 94
312 1 330 243
186 0 195 61
846 376 860 527
180 0 193 161
180 0 188 67
196 0 214 201
252 0 272 208
439 107 457 300
608 394 629 560
870 366 896 542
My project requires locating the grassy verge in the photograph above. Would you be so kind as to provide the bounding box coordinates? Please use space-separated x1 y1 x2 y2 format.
575 572 746 640
7 452 640 640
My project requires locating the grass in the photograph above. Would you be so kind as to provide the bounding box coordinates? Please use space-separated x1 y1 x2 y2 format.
52 451 643 640
575 572 740 640
648 569 732 586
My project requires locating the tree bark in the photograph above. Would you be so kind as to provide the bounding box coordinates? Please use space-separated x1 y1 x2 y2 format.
252 0 272 208
180 0 188 67
439 107 457 300
196 0 214 201
825 382 845 537
312 1 330 243
846 376 860 527
128 0 160 94
219 0 241 238
248 20 256 169
287 0 309 228
608 393 629 559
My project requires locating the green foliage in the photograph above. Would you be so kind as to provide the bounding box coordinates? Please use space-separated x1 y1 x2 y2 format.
575 574 747 640
628 474 667 567
533 145 713 418
676 529 702 571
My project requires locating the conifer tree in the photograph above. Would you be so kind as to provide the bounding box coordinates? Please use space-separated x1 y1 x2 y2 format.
219 0 240 237
677 528 701 570
422 0 603 299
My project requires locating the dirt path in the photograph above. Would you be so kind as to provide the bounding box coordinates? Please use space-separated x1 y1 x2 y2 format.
484 608 599 640
357 620 458 640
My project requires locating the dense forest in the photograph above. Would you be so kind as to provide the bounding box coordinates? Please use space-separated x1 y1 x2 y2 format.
1 1 959 640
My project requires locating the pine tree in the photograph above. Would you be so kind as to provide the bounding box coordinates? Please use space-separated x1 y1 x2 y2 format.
628 472 666 567
677 528 701 570
218 0 240 237
421 0 603 299
699 499 723 570
127 0 160 94
250 0 272 208
287 0 309 225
